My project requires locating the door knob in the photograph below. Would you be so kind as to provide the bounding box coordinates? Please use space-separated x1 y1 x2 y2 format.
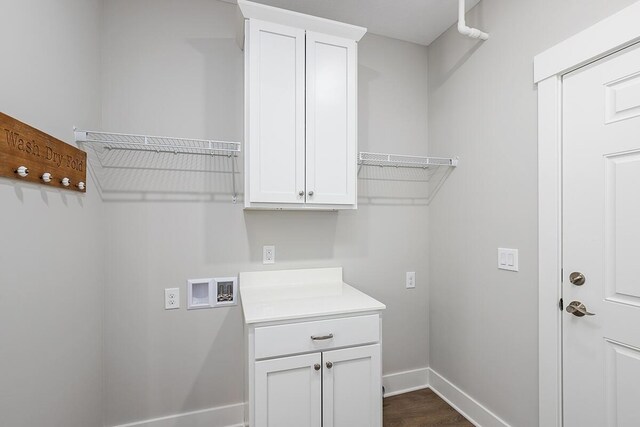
314 363 321 371
308 191 314 196
569 272 586 286
299 191 305 196
566 301 595 317
325 361 333 369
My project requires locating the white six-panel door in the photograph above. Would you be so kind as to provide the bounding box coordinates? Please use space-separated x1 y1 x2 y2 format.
247 19 306 204
305 31 357 206
254 353 322 427
322 344 381 427
563 42 640 427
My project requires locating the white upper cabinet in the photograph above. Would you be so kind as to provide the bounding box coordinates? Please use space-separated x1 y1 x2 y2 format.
239 0 366 210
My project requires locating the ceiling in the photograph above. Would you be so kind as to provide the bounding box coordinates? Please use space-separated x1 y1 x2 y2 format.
224 0 481 46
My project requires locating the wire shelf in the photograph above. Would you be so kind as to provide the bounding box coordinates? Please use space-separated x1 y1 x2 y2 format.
358 152 458 169
74 130 241 156
75 129 242 203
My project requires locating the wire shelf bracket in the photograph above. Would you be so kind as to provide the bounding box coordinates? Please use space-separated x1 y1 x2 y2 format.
75 129 242 203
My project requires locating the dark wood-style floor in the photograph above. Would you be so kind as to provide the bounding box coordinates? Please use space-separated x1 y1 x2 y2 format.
383 388 473 427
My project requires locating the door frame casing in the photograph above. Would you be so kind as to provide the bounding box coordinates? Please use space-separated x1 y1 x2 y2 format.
535 2 640 426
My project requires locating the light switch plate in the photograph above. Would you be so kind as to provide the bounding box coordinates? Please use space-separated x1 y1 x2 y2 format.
498 248 519 272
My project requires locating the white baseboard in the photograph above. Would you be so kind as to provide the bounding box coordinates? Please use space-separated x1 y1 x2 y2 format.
112 368 509 427
427 368 510 427
383 367 429 397
113 402 246 427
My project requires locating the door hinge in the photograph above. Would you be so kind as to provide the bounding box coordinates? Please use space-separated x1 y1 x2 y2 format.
559 298 564 310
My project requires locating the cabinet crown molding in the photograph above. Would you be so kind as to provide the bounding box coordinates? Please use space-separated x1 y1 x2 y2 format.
236 0 367 49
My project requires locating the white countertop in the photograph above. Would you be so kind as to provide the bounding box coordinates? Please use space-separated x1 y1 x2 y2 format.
239 267 386 324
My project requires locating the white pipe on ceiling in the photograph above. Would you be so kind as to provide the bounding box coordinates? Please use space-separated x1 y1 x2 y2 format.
458 0 489 40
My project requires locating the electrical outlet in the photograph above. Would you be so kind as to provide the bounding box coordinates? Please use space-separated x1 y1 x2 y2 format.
165 288 180 309
406 272 416 289
263 245 275 264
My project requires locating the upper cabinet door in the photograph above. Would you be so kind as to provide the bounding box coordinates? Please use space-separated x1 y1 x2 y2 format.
305 32 357 206
247 19 306 204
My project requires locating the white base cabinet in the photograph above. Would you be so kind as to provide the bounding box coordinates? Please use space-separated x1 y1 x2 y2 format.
246 315 383 427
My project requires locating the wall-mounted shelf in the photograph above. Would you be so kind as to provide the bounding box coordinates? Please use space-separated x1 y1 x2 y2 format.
357 152 458 205
75 129 242 203
358 152 458 169
74 130 241 157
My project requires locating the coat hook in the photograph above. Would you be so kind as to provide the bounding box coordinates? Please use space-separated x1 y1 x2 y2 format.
41 172 53 183
15 166 29 177
61 177 71 187
77 181 86 190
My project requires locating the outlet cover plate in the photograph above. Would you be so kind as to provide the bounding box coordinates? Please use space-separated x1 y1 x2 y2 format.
406 272 416 289
165 288 180 309
263 245 275 264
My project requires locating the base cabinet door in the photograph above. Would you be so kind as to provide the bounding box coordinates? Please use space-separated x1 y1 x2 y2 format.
254 353 322 427
322 344 382 427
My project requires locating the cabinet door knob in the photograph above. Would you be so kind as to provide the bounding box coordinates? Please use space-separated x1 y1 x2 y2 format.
314 363 321 371
325 361 333 369
308 191 314 196
299 190 305 196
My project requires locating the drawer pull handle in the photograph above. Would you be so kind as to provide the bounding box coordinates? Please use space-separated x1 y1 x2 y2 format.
310 333 334 341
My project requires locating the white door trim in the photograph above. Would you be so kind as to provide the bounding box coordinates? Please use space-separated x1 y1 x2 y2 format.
534 2 640 83
535 2 640 426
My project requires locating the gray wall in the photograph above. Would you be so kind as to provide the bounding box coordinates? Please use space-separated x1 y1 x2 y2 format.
0 0 104 426
100 1 430 425
427 1 638 426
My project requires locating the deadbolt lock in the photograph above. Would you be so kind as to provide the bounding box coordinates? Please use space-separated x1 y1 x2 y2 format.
569 272 586 286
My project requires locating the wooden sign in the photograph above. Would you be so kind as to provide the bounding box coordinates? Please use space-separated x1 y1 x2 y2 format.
0 112 87 192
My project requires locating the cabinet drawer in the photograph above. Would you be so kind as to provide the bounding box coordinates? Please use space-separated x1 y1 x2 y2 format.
254 314 380 359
